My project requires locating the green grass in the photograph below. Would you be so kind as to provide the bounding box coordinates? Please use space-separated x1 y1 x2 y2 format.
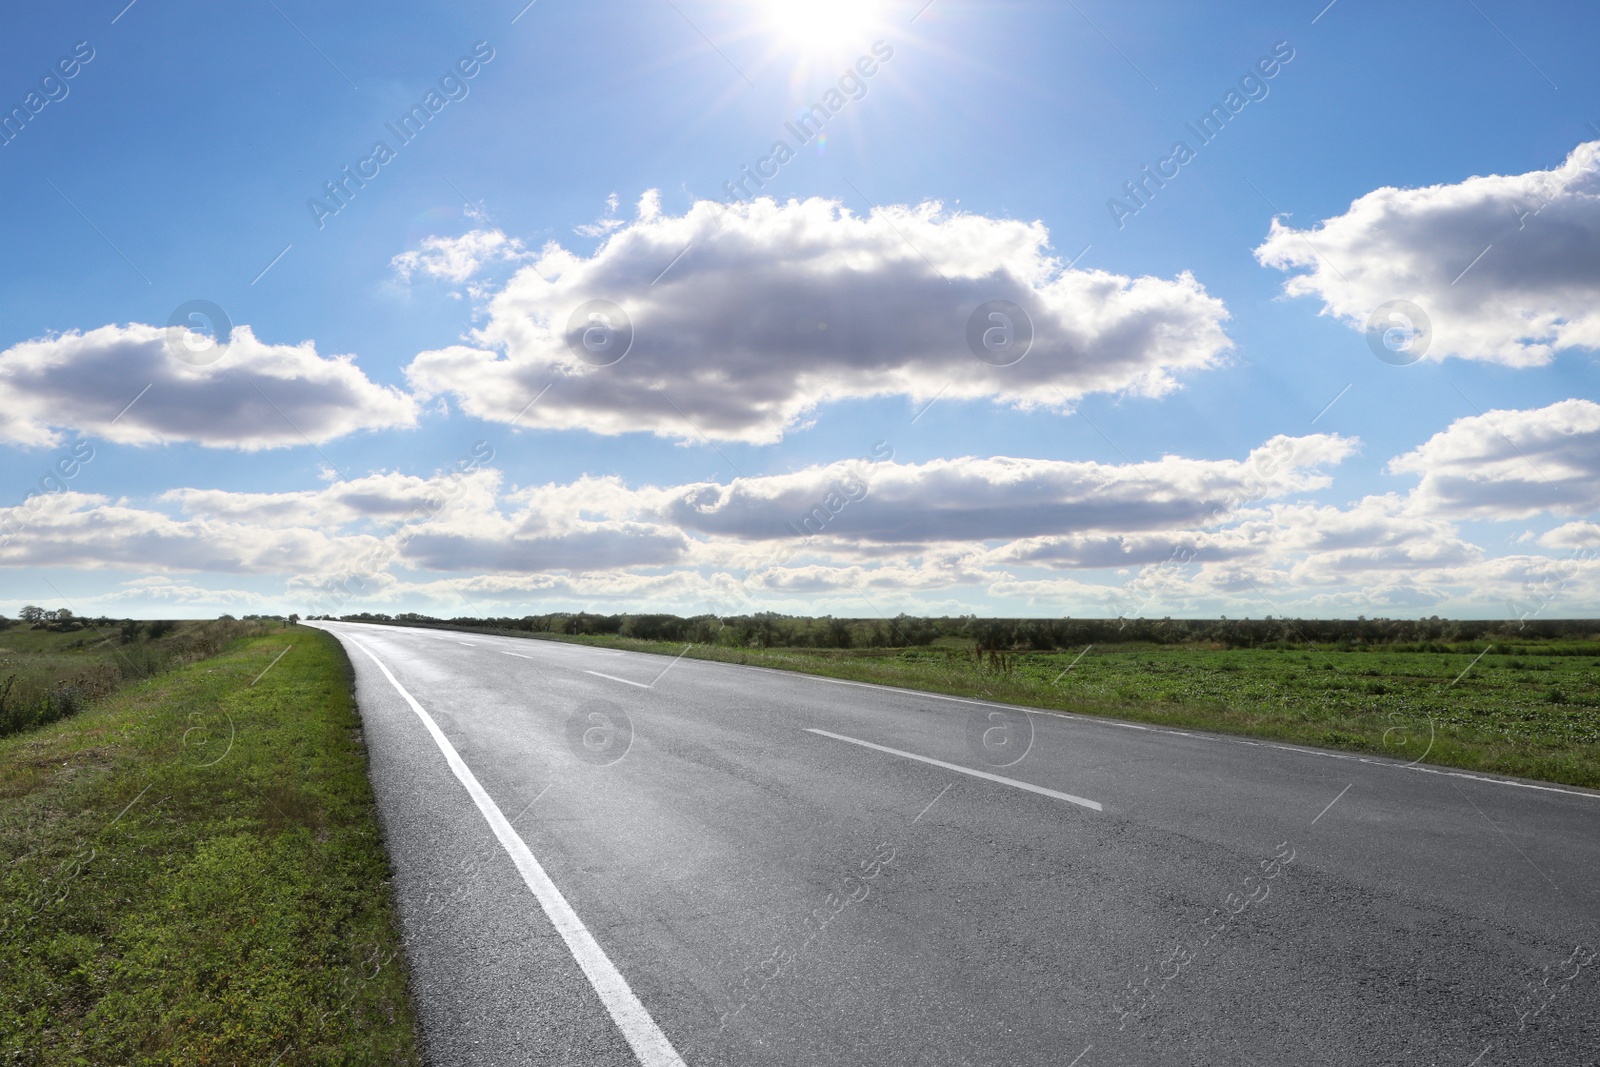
0 619 290 737
405 624 1600 789
0 626 421 1066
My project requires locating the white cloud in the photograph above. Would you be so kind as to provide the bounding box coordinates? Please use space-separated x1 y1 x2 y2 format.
1256 140 1600 366
162 469 499 529
391 229 530 283
1388 399 1600 519
0 324 417 450
1539 521 1600 551
574 192 626 238
406 195 1234 443
8 423 1593 618
102 577 262 607
661 435 1356 543
0 491 383 574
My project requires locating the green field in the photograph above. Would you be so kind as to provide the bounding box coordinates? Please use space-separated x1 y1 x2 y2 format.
408 625 1600 789
0 618 280 737
0 626 421 1065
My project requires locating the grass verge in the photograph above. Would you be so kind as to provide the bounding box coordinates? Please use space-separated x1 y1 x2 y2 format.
0 626 421 1066
0 619 281 737
380 622 1600 790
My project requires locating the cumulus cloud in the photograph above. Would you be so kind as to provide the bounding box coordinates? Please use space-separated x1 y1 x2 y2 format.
12 422 1593 618
103 577 262 606
662 435 1356 543
1256 141 1600 365
0 324 416 450
391 228 530 283
0 491 382 574
1246 497 1483 580
163 469 500 529
406 195 1234 443
1539 521 1600 551
1388 399 1600 518
369 474 690 573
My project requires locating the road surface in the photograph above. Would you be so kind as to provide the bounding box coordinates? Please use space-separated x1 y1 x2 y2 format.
310 621 1600 1067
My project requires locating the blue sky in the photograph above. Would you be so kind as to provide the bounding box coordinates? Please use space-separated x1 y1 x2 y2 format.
2 0 1598 620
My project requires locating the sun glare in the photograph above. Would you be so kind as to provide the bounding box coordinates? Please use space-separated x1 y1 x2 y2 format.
765 0 877 49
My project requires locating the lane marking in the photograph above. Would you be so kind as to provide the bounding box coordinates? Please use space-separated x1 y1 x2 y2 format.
345 637 688 1067
777 665 1600 802
806 728 1102 812
320 623 1600 803
585 670 652 689
498 651 535 659
457 641 477 646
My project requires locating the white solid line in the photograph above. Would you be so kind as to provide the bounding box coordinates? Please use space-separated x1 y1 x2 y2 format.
585 670 652 689
324 623 1600 803
806 728 1103 812
345 637 688 1067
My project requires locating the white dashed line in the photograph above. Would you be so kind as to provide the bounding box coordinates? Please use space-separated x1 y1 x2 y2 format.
777 665 1600 801
807 728 1103 812
584 670 652 689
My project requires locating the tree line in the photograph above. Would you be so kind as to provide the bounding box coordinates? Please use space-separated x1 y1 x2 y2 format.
311 611 1600 650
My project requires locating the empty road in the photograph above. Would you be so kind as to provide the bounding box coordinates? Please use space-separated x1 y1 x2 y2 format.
310 621 1600 1067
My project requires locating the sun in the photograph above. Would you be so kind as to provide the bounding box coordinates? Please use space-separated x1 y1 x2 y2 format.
765 0 878 49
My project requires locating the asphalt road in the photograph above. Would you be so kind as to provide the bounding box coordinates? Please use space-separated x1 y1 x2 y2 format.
309 621 1600 1067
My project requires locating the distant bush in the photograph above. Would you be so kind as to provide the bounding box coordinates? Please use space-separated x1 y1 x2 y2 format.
336 610 1600 652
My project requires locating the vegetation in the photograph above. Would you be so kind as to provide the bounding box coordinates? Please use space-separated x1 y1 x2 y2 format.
0 625 421 1065
327 611 1600 789
0 613 287 737
316 609 1600 650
